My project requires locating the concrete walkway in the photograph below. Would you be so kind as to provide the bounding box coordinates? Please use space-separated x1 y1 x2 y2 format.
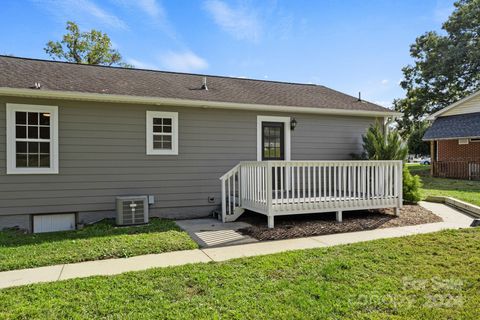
0 201 474 289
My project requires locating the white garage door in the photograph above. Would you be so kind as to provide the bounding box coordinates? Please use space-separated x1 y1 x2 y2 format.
33 214 76 233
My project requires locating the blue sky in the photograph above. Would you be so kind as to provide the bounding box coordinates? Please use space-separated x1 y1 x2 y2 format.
0 0 455 107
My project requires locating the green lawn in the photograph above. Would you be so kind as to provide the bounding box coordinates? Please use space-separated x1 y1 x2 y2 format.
1 228 479 319
0 218 197 271
408 164 480 206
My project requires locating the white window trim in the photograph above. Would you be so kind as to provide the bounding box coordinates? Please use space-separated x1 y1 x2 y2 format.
146 111 178 155
6 103 59 174
256 115 291 161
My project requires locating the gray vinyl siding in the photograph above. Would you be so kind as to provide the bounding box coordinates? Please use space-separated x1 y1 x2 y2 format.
0 96 378 225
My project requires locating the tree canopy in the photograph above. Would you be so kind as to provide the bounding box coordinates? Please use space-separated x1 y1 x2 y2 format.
394 0 480 134
44 21 131 67
407 121 430 156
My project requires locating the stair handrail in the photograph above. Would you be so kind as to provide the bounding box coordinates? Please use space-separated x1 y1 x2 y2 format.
219 163 241 181
219 163 242 222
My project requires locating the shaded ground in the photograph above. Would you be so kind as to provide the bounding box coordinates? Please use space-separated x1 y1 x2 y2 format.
238 205 442 241
175 218 257 248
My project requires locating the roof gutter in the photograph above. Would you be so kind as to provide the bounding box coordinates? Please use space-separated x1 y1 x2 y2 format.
0 87 402 118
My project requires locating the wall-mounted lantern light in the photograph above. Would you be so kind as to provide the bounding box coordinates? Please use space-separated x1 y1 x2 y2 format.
290 117 297 131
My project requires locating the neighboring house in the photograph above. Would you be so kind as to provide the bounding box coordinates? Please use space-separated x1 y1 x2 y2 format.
0 56 401 232
424 90 480 180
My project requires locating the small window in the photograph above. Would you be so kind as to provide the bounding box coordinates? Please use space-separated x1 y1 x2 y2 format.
470 138 480 143
146 111 178 155
6 104 59 174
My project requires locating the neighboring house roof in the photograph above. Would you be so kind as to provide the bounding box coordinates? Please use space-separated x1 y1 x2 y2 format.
423 112 480 141
427 89 480 120
0 56 399 117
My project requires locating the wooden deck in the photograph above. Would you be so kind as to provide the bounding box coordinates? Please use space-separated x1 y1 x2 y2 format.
220 160 403 228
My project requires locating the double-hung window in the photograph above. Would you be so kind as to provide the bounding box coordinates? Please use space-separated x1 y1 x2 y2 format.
146 111 178 155
6 104 59 174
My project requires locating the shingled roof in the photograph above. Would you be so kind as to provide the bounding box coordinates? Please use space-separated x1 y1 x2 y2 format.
423 112 480 140
0 56 395 114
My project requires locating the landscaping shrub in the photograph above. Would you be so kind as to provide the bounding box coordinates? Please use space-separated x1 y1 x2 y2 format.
403 165 422 203
361 122 408 161
357 122 423 204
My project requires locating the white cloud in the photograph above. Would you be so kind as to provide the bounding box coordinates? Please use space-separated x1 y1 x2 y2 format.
126 58 159 70
381 79 389 85
137 0 164 18
33 0 127 30
203 0 261 42
160 51 208 72
114 0 165 20
112 0 177 38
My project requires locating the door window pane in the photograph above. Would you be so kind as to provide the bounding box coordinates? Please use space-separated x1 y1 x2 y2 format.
262 123 284 160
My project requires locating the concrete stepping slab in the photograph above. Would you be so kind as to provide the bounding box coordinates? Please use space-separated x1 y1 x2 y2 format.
175 218 258 247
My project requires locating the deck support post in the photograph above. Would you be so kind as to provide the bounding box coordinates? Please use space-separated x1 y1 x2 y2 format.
221 178 226 223
336 211 342 222
268 215 274 228
430 141 435 177
394 207 400 216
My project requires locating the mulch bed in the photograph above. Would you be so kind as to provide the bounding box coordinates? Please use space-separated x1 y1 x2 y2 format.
238 205 443 241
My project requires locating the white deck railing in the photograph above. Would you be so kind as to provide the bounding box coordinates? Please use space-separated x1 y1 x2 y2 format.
220 160 403 227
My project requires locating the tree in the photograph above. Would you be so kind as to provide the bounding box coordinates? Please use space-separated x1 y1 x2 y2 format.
44 21 131 67
407 121 430 156
395 0 480 135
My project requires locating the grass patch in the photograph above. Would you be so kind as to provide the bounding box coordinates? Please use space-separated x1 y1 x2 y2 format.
408 164 480 206
0 218 197 271
0 228 479 319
